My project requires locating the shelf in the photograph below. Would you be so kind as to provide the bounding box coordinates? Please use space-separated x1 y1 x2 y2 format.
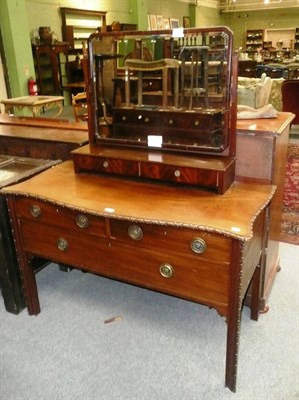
60 7 107 50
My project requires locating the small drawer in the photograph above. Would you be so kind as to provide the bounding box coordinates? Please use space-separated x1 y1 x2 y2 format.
15 197 106 237
73 154 139 177
140 162 218 188
109 220 231 263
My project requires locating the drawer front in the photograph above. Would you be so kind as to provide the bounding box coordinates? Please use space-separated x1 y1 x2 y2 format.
15 197 106 237
109 220 231 263
140 162 218 187
73 154 139 177
20 220 230 307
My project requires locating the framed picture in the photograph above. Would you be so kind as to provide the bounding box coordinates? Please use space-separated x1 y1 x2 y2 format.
169 18 179 29
162 18 170 30
148 14 157 30
156 15 163 30
183 16 190 28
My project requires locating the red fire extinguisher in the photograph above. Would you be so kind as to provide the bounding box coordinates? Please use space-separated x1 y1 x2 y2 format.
28 77 38 96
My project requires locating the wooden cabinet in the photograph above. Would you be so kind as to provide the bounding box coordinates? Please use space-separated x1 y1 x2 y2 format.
2 161 275 392
60 7 107 53
0 115 88 161
236 112 295 311
32 43 70 95
245 29 264 56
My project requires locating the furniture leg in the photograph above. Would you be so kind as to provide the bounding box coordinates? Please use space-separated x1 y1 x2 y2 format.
6 196 40 315
250 260 262 321
225 241 243 393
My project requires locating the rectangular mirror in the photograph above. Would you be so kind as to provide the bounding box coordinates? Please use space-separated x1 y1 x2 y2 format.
87 27 235 155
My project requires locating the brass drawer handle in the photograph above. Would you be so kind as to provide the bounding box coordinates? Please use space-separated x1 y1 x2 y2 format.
30 204 41 218
174 169 180 177
191 238 207 254
103 160 109 168
128 225 143 240
57 238 68 252
76 214 89 229
159 263 174 278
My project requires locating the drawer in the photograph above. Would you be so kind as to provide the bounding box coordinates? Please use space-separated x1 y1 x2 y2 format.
109 220 232 263
73 154 139 177
14 197 106 237
140 162 218 188
19 220 230 308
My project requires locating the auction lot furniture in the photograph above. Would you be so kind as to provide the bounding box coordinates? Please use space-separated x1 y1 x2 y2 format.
0 115 88 160
2 161 275 392
0 155 59 313
1 95 64 118
236 112 295 311
0 27 279 393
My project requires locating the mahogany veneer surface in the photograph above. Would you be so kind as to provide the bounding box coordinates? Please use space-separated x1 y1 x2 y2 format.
1 161 275 392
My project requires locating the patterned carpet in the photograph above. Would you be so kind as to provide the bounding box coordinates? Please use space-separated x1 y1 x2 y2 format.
280 143 299 245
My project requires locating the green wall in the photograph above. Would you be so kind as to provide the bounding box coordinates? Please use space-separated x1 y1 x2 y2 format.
1 0 299 98
0 0 35 97
222 7 299 49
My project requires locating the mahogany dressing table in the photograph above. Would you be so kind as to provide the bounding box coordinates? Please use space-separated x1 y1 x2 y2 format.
1 27 278 392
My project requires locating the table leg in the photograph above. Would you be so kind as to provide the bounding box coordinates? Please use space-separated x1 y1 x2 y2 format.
225 241 243 392
6 196 41 315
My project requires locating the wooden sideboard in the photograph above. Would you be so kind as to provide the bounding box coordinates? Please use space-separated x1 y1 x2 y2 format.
236 112 294 311
0 115 88 160
2 161 275 392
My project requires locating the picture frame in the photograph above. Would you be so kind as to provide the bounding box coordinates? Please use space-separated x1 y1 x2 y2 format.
162 18 170 30
148 14 157 30
156 15 163 30
169 18 179 29
183 16 190 28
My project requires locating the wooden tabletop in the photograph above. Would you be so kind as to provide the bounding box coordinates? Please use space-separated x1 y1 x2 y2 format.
1 160 275 241
1 95 64 106
236 112 295 136
0 125 88 145
0 114 88 131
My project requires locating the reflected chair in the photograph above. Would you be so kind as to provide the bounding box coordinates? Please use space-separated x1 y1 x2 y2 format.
281 80 299 125
71 92 88 122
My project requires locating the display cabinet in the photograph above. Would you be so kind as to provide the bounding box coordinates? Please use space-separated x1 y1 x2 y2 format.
295 27 299 50
245 29 264 56
32 43 70 95
73 27 238 194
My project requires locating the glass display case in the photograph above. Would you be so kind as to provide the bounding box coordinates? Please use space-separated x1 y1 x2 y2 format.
73 27 238 194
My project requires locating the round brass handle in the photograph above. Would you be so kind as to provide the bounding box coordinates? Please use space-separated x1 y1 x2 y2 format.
128 225 143 240
103 160 109 168
159 263 174 278
194 120 199 126
190 238 207 254
57 238 68 252
30 204 41 218
174 169 181 177
76 214 89 229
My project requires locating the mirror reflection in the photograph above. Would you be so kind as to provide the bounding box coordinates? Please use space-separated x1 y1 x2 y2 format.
88 27 234 154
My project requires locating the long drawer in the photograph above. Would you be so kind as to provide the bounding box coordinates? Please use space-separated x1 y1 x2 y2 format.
19 219 230 309
14 197 233 311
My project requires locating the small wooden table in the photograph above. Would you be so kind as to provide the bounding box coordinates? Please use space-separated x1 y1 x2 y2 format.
1 95 64 118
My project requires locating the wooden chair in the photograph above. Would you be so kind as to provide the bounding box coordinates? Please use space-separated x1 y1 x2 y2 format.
281 80 299 125
71 92 88 122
